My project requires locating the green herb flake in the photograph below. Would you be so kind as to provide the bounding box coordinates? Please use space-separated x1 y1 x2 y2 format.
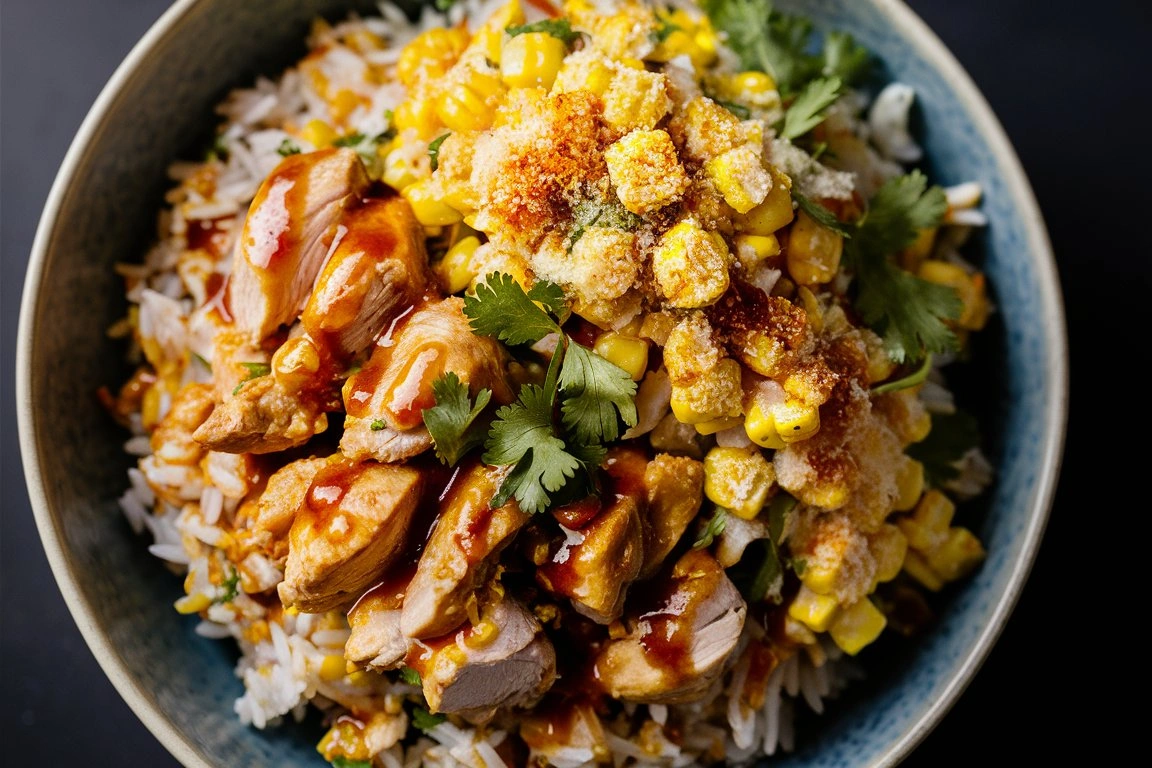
716 99 752 119
505 18 581 45
907 410 981 488
428 133 451 172
331 759 372 768
333 131 367 148
792 189 854 237
277 138 302 157
872 353 934 395
779 76 842 141
399 666 422 686
822 31 871 84
214 568 240 605
463 272 566 345
191 351 212 372
370 419 387 431
422 372 493 466
411 706 447 733
232 362 271 395
693 507 729 549
651 17 682 44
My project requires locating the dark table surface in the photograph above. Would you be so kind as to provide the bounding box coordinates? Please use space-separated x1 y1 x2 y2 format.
2 0 1148 764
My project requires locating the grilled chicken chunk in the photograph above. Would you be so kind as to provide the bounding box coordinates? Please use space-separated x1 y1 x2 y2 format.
193 371 329 454
416 597 556 717
229 148 369 340
536 496 645 625
341 298 514 463
520 701 610 766
251 457 327 557
301 195 430 359
594 549 746 704
401 463 530 639
278 459 423 613
640 453 705 578
345 577 410 671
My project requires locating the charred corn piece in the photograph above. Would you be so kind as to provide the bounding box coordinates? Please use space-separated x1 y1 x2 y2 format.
593 332 649 382
788 584 840 633
828 598 887 655
703 446 775 519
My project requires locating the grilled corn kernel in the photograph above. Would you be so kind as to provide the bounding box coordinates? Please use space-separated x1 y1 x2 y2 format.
893 456 925 512
602 66 672 131
553 56 615 97
703 446 775 519
669 358 743 425
397 27 470 87
604 129 690 214
695 415 744 436
501 32 567 89
736 167 794 234
382 142 420 191
863 330 897 384
652 220 731 308
787 210 843 285
734 234 781 272
917 260 990 331
744 400 788 450
301 119 338 149
402 178 463 226
828 598 887 655
319 654 347 682
771 398 820 443
391 97 440 138
473 0 525 63
787 584 841 633
174 593 212 615
593 332 649 382
900 489 955 552
925 527 985 582
705 146 773 214
869 524 909 585
436 70 504 132
902 549 944 592
435 235 481 294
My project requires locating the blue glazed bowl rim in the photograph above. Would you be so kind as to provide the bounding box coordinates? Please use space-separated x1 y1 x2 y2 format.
16 0 1068 765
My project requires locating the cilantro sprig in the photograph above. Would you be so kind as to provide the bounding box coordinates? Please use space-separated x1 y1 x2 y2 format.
232 362 270 395
779 76 842 141
428 133 450 172
792 189 854 238
693 507 729 549
411 706 446 732
447 273 638 514
422 372 493 466
213 568 240 605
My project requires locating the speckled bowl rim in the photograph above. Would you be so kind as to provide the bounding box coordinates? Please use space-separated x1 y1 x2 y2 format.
16 0 1068 766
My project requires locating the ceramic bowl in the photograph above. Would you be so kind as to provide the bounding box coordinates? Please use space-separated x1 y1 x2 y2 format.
17 0 1067 765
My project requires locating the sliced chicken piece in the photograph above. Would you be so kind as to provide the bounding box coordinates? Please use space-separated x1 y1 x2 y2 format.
206 328 269 404
193 372 328 454
594 549 746 704
401 463 529 639
278 459 423 613
229 148 370 339
520 700 611 766
640 453 705 578
536 496 644 625
415 597 556 717
345 575 411 671
251 456 327 557
301 195 431 360
341 298 514 463
149 383 216 465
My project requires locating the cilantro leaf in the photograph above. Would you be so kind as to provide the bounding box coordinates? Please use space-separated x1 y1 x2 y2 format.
213 568 240 604
766 492 797 544
651 17 682 44
428 133 450 172
693 507 729 549
411 706 446 733
506 18 581 45
422 372 493 466
333 131 366 148
792 189 854 237
484 385 582 514
744 539 782 603
463 273 565 345
434 0 458 11
716 99 752 119
872 353 934 395
779 76 842 141
277 138 302 157
331 759 371 768
822 31 870 83
370 419 386 431
907 410 981 487
191 351 212 372
848 173 959 363
702 0 818 95
399 666 422 686
232 362 270 395
558 343 639 444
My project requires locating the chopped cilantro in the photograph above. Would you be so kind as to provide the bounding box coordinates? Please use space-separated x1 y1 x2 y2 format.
370 419 387 431
277 138 302 157
332 131 366 148
558 343 638 444
566 199 641 253
822 31 871 83
779 76 842 141
792 189 854 237
716 99 752 119
232 362 270 395
506 18 581 45
872 353 934 395
422 372 493 466
907 410 981 487
433 0 458 11
214 568 240 605
331 759 371 768
399 666 422 686
745 539 782 603
191 351 212 372
789 557 808 576
767 492 797 544
463 272 566 345
693 507 729 549
651 16 682 44
411 706 447 733
428 133 451 172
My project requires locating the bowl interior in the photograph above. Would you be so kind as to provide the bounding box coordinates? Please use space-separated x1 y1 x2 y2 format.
19 0 1065 766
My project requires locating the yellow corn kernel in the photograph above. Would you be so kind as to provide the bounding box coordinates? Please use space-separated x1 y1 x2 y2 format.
604 129 690 215
736 167 794 235
382 149 419 192
917 260 990 331
435 235 481 294
733 234 781 273
436 70 504 132
796 286 824 335
472 0 525 63
893 456 925 512
828 598 887 655
787 584 841 633
501 32 566 89
902 549 944 592
141 384 162 431
862 330 897 384
695 415 743 436
907 405 932 443
734 70 776 95
319 654 347 682
771 398 820 443
601 66 672 131
593 332 650 382
391 97 440 138
924 527 985 582
553 56 615 97
669 358 743 425
402 178 463 226
900 489 955 552
652 220 731 308
703 446 775 520
744 400 788 450
705 146 772 214
869 524 909 585
329 89 362 125
787 210 843 285
174 593 212 615
396 27 470 87
301 119 338 149
463 618 500 649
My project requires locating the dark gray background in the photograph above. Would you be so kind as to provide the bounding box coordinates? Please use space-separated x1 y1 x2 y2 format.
2 0 1148 764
